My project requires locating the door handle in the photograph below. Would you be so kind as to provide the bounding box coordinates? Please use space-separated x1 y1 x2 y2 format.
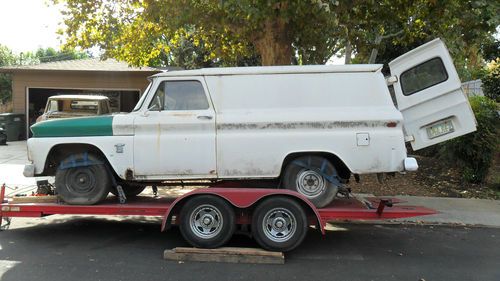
197 115 213 120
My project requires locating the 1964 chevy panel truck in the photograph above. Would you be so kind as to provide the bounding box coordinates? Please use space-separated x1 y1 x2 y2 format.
24 39 476 207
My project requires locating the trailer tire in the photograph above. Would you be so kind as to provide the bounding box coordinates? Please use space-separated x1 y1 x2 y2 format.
179 195 236 248
110 183 146 197
55 154 111 205
283 155 339 208
252 197 308 252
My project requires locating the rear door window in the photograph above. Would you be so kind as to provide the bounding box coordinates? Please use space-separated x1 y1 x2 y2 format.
400 57 448 96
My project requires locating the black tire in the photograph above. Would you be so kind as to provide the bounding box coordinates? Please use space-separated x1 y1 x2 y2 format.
283 155 339 208
110 183 146 197
179 195 236 248
252 197 308 252
55 154 111 205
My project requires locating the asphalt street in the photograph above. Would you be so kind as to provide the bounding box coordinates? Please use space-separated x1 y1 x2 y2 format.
0 216 498 281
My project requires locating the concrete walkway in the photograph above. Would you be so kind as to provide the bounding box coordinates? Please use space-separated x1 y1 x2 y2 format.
394 195 500 228
0 141 28 165
1 140 499 227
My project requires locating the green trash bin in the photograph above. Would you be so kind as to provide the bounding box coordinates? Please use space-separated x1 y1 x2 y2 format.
0 113 26 141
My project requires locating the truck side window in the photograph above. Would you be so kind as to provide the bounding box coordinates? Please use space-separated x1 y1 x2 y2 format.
150 81 209 111
400 57 448 96
165 81 209 110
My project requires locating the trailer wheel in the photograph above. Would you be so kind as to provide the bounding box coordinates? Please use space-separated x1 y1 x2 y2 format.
179 195 236 248
252 197 308 252
283 156 339 208
110 183 146 197
55 154 111 205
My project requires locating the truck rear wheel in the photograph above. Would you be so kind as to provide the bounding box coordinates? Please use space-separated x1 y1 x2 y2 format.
179 195 236 248
252 197 308 252
283 155 339 208
55 154 111 205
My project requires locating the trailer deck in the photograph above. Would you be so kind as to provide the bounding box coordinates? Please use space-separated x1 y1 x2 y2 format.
0 184 436 225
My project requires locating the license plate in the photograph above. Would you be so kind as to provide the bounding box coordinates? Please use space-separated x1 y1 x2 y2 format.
426 120 454 139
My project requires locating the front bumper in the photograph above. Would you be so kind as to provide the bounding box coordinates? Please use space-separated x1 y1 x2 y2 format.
23 164 35 177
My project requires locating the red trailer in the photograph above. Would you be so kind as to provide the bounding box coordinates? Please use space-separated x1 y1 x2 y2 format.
0 184 435 252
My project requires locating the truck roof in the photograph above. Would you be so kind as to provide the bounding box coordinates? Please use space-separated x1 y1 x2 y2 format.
47 95 109 100
152 64 383 77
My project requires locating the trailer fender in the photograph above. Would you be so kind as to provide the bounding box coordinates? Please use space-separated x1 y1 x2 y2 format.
161 188 325 234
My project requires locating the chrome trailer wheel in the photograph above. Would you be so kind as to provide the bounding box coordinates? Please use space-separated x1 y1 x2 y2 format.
179 195 236 248
252 197 308 252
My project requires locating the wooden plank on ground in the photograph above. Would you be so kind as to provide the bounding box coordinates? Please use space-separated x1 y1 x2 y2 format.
164 247 284 264
11 195 58 203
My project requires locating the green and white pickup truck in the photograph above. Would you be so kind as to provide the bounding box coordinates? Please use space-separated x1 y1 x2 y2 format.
24 39 476 207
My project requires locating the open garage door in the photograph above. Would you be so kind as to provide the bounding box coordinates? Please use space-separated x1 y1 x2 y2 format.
26 88 140 137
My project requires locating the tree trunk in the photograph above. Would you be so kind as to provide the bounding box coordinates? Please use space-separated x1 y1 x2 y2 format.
368 35 382 64
344 40 352 64
253 18 293 66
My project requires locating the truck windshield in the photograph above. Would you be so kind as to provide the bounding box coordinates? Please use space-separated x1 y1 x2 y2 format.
132 82 152 112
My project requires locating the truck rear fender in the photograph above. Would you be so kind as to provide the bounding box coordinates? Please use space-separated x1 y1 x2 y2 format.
161 188 324 234
281 151 352 180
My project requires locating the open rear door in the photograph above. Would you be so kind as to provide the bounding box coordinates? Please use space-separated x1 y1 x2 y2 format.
389 38 476 150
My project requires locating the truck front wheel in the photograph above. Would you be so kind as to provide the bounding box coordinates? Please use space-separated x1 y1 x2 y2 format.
283 155 339 208
55 154 111 205
179 195 236 248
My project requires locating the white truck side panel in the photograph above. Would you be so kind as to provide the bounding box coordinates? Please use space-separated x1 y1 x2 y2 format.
205 72 408 178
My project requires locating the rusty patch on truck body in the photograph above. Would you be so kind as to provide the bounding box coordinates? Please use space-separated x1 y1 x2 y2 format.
217 121 398 130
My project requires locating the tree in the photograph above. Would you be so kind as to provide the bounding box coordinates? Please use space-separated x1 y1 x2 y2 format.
35 47 89 63
55 0 345 67
344 0 499 80
0 45 16 107
56 0 498 72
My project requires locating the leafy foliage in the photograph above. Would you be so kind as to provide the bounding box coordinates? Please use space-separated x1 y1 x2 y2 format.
35 47 89 63
482 59 500 102
434 96 499 183
348 0 499 80
55 0 345 67
0 44 16 106
0 45 16 66
54 0 499 73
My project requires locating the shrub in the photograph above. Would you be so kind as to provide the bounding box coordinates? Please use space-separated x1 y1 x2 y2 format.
435 96 499 183
482 59 499 102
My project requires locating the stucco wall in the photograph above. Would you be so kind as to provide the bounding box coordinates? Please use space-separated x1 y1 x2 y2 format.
11 70 156 113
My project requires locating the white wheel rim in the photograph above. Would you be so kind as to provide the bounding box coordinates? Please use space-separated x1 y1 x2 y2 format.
189 204 223 239
262 207 297 243
295 169 326 198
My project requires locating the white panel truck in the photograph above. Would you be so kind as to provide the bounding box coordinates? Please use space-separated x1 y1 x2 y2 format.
24 38 476 209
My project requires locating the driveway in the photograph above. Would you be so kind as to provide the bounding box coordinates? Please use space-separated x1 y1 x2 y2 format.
0 141 39 196
0 141 28 165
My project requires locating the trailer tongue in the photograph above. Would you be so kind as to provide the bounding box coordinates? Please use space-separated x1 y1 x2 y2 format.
0 184 436 251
